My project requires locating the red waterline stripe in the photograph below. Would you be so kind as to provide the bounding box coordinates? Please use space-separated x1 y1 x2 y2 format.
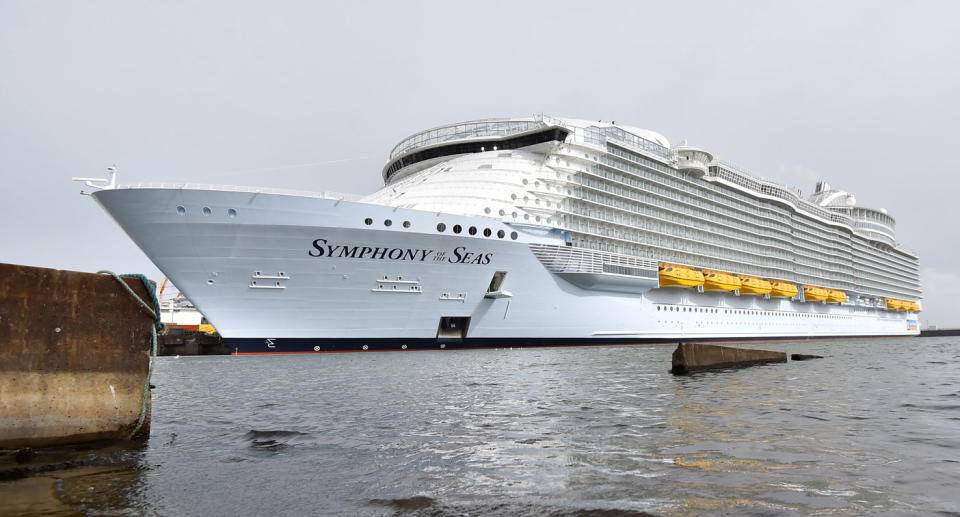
229 334 915 355
230 341 680 355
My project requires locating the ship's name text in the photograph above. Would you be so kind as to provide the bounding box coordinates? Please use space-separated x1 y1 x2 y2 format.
308 239 492 265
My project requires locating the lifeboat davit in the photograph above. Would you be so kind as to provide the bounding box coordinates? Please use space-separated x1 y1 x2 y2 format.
803 285 829 302
658 263 704 289
702 270 741 292
768 280 799 298
737 275 771 296
826 289 846 304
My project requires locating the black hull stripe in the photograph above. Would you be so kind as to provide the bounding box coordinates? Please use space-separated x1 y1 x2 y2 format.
226 334 914 355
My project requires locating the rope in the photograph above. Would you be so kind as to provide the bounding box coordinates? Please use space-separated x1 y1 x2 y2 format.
97 270 165 439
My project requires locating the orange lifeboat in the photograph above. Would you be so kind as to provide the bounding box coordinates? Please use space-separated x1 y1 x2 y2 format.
803 285 829 302
737 275 772 296
769 280 799 298
658 263 704 289
826 289 846 304
886 298 904 311
702 270 741 292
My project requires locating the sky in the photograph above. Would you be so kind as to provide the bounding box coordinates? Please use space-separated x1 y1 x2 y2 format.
1 0 958 327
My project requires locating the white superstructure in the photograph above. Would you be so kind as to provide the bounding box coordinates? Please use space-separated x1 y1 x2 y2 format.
82 115 921 354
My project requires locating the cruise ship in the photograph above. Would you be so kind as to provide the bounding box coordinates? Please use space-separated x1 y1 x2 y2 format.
79 116 922 354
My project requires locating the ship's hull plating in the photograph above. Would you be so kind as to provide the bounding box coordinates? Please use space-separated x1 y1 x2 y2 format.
92 187 920 355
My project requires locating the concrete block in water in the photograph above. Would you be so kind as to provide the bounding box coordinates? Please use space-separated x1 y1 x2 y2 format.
671 342 786 374
0 264 155 449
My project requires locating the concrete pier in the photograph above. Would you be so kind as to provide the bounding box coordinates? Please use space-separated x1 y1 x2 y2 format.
671 342 787 374
0 264 155 449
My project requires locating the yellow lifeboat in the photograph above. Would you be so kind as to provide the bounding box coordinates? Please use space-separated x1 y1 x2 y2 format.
826 289 846 304
803 285 829 302
737 275 771 296
702 270 741 292
658 263 704 289
768 280 799 298
886 298 903 311
907 301 920 311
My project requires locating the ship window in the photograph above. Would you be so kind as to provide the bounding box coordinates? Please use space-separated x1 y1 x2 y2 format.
468 226 477 235
202 206 212 216
453 224 462 234
498 209 505 216
483 228 492 237
497 230 505 238
510 231 518 240
176 205 186 216
484 207 491 214
228 208 237 218
437 223 446 232
364 218 373 225
402 221 411 228
384 219 392 227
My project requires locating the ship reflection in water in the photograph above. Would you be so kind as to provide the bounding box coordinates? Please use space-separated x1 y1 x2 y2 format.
2 337 958 516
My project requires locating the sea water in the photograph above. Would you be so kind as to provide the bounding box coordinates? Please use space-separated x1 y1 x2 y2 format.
2 337 958 516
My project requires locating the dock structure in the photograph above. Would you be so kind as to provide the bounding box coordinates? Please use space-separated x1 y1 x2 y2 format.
0 264 156 449
671 342 787 374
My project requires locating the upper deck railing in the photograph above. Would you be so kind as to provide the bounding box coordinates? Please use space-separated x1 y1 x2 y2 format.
118 183 362 201
388 115 675 163
584 125 673 161
389 119 546 160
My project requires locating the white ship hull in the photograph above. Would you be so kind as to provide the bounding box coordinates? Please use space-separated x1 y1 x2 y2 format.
92 187 919 354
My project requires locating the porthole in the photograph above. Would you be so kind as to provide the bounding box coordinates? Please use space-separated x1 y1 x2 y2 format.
497 229 505 238
468 226 477 235
364 218 373 225
384 219 392 227
402 221 411 228
522 179 529 185
453 224 462 234
483 228 492 237
437 223 446 232
499 209 505 216
227 208 237 218
202 206 212 216
176 205 186 216
510 231 518 240
657 306 661 311
484 207 491 214
207 279 214 285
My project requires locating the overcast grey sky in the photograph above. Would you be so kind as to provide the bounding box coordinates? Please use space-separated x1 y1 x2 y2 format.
2 1 958 326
